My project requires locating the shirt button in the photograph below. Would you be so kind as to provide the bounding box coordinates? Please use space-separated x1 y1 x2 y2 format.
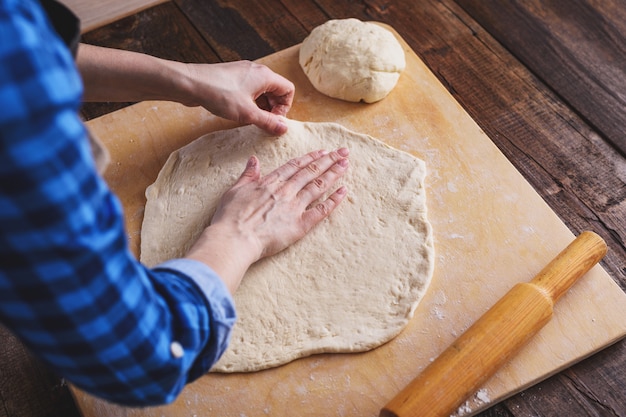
170 341 184 359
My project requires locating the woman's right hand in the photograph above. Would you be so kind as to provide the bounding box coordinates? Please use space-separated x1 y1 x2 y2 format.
185 148 350 293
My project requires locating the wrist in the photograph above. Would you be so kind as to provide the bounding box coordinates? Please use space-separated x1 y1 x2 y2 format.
78 43 202 104
162 61 202 106
184 223 262 294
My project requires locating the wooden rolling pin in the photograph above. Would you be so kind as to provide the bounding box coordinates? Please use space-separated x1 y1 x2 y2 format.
380 231 607 417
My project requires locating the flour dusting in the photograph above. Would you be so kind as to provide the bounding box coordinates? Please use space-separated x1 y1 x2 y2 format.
450 388 492 417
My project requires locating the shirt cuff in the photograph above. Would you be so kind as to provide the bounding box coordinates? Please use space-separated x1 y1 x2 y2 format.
153 258 236 325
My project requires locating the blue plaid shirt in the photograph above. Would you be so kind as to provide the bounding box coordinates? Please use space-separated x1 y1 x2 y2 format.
0 0 235 406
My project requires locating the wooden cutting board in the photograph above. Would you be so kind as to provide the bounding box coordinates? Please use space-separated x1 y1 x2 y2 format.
71 26 626 416
63 0 166 33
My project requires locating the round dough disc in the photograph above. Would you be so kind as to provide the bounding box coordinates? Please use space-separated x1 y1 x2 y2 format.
299 19 406 103
141 119 434 372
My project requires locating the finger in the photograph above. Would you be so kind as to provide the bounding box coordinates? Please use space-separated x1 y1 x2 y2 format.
232 155 261 188
268 101 292 117
251 69 294 132
287 148 350 192
264 89 294 117
301 186 348 231
248 109 289 135
261 149 328 185
297 155 349 205
254 95 290 117
262 72 295 110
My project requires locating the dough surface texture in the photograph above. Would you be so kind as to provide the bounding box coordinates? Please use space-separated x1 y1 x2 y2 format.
299 19 406 103
141 119 434 373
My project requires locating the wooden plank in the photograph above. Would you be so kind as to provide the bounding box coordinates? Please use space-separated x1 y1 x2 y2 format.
455 0 626 156
62 0 167 33
278 0 330 32
173 0 311 61
504 340 626 416
81 1 220 120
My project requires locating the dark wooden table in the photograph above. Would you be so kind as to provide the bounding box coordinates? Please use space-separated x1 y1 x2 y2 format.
2 1 624 416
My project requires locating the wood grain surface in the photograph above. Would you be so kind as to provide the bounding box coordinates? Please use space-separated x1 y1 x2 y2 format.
456 0 626 157
63 0 167 32
2 1 625 417
69 38 626 416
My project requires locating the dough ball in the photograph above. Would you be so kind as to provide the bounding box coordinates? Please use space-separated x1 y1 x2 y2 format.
299 19 406 103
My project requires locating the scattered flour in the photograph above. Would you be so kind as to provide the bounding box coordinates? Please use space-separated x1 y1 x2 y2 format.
450 388 492 417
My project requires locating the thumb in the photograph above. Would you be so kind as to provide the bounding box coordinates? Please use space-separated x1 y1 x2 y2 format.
233 155 261 187
250 110 288 136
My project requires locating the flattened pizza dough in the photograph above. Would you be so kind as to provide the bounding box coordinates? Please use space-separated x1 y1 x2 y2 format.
141 119 434 372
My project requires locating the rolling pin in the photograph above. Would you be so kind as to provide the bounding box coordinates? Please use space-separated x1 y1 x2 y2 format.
380 231 607 417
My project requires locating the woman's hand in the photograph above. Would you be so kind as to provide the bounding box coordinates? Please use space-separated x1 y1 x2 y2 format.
78 45 294 135
182 61 295 135
185 148 350 293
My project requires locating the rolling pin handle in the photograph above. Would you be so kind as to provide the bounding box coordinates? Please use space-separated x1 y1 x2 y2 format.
531 230 607 303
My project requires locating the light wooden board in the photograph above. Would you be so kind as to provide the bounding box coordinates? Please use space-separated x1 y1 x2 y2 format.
61 0 166 33
71 27 626 416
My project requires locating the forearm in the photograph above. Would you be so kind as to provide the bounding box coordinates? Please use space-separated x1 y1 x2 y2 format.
185 223 261 295
77 43 193 103
77 44 294 134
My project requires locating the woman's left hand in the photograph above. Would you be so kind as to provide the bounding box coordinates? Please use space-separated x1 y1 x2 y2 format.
183 60 295 135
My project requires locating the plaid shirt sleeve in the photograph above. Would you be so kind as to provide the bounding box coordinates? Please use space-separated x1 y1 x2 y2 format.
0 0 236 406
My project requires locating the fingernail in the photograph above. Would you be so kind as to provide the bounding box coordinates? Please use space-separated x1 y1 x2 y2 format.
337 186 347 195
337 158 349 167
337 147 349 157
